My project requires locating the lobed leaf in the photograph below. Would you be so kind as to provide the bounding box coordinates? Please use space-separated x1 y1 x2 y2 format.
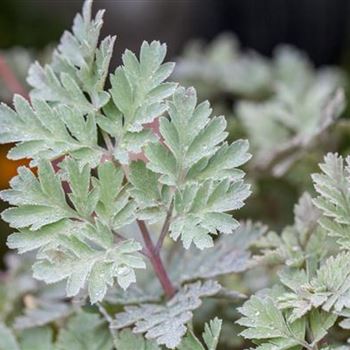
0 96 103 167
237 292 306 349
312 153 350 250
28 0 113 109
170 221 266 283
111 280 221 349
133 86 251 249
2 159 144 303
109 41 177 164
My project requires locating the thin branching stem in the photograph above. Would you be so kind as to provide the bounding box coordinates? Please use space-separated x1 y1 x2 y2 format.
137 219 176 299
97 302 117 336
155 200 174 254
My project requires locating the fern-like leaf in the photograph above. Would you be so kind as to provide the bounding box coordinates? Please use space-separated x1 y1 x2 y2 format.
111 280 221 348
1 159 144 303
312 153 350 250
129 86 251 249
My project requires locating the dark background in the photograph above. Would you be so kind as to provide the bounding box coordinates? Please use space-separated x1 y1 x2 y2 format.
1 0 350 67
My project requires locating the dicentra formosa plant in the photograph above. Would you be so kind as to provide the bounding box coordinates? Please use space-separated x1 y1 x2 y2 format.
0 0 255 348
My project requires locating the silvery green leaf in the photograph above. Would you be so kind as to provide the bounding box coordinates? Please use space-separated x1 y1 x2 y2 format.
28 0 113 109
94 161 136 229
33 238 145 304
312 153 350 250
308 309 337 344
175 34 272 99
97 101 123 137
310 252 350 312
236 100 289 157
104 264 164 306
256 193 327 268
0 323 19 350
0 162 74 230
151 87 228 174
111 280 221 349
177 318 226 350
170 179 250 249
19 327 54 350
56 311 113 350
170 221 266 284
141 86 250 249
294 192 322 240
61 158 98 219
120 130 158 155
3 159 145 303
109 40 176 164
129 161 162 207
186 140 251 182
7 217 73 255
129 161 167 223
27 64 94 111
278 253 350 319
178 319 224 350
237 74 344 176
0 97 103 167
114 329 161 350
237 293 306 348
202 318 222 350
106 288 161 307
10 0 115 167
177 331 205 350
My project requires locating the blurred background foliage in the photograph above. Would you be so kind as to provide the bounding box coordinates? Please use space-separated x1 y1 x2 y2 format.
1 1 350 347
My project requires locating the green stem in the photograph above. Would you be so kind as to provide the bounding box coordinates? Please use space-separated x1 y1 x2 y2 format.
155 200 174 254
97 302 116 336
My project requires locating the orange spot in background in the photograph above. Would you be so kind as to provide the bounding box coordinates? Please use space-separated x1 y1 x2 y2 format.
0 144 31 189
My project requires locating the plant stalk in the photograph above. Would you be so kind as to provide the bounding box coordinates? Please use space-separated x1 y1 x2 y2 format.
155 200 174 254
137 219 175 298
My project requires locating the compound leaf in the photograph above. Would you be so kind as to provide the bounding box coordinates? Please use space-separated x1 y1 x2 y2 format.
312 153 350 250
2 159 145 303
0 162 74 230
111 280 221 349
28 0 113 109
237 293 306 349
0 96 103 167
109 40 177 164
170 221 266 283
138 87 251 249
202 318 222 350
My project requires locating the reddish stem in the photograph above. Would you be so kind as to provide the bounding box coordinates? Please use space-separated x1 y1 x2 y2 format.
137 220 175 298
0 55 28 99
